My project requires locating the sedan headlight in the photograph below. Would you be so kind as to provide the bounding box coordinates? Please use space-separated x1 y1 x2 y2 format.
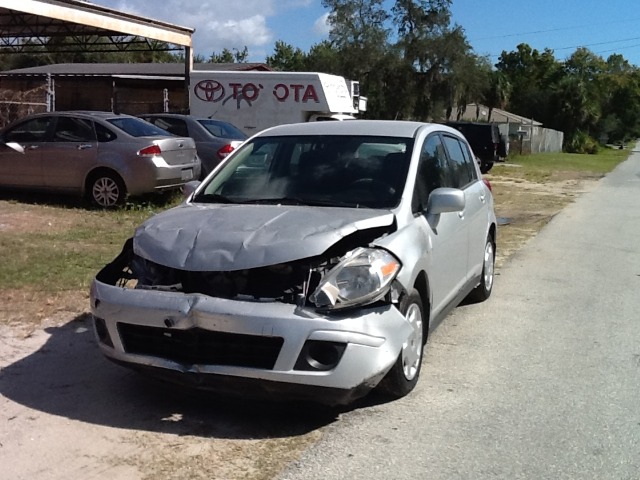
310 247 401 310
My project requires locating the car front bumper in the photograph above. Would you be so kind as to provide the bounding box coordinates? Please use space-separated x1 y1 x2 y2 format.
90 278 412 405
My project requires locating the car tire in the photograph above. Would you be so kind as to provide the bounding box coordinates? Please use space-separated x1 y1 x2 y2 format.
88 171 126 208
467 233 495 303
378 289 425 398
480 161 494 174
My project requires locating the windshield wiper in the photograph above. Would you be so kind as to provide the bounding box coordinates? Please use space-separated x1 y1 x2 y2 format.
194 194 364 208
240 197 362 208
193 193 233 204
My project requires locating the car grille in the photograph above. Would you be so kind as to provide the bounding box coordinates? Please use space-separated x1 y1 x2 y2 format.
117 324 284 369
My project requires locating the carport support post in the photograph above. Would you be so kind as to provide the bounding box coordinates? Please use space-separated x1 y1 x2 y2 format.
111 80 119 114
46 73 55 112
184 46 192 114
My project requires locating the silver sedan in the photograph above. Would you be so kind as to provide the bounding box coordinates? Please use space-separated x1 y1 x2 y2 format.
140 113 247 177
0 111 201 207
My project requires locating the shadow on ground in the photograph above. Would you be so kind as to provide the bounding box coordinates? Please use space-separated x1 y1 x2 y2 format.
0 314 385 440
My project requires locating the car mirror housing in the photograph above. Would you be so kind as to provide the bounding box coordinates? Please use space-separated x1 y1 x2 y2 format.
183 180 201 200
426 188 465 215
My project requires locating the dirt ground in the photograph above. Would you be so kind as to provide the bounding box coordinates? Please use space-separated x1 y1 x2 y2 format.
0 171 601 479
487 169 600 268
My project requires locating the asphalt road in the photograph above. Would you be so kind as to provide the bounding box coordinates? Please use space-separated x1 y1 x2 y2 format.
279 150 640 480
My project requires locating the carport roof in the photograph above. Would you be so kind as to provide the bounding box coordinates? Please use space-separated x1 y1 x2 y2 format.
0 0 194 53
1 63 272 76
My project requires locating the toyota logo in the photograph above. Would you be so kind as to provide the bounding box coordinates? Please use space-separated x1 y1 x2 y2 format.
194 80 225 102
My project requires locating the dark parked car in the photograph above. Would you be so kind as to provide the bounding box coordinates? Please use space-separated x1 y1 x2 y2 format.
91 120 497 405
445 121 501 173
0 111 201 207
139 114 247 177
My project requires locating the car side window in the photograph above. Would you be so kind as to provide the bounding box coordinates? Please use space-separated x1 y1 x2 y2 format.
442 135 475 188
152 117 188 137
4 117 52 143
53 117 96 142
458 138 479 182
412 134 451 213
95 123 117 142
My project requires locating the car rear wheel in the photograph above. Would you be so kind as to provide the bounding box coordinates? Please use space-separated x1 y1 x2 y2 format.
378 289 425 398
467 233 495 302
88 171 126 208
480 160 494 174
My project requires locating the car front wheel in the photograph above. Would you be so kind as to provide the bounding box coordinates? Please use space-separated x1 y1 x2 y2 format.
88 172 126 208
378 289 425 398
468 233 495 302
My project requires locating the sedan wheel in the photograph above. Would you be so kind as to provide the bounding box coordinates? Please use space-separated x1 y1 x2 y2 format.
482 239 495 293
378 289 425 398
90 173 125 208
467 233 495 302
402 302 423 381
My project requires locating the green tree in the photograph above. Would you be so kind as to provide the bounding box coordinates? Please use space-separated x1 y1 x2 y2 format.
598 62 640 143
483 70 511 121
322 0 389 75
209 47 249 63
552 76 599 136
305 40 341 73
392 0 477 120
496 43 561 125
320 0 391 117
266 41 307 71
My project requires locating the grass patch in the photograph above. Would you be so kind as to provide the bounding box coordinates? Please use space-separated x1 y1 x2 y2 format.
491 147 629 182
487 146 632 268
0 193 182 293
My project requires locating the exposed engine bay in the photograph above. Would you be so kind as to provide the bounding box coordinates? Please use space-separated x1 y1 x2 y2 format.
97 226 397 309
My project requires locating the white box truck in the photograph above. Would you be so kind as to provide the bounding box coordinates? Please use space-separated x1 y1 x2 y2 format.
189 71 366 135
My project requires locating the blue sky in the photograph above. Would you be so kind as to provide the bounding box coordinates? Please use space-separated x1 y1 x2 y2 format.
92 0 640 67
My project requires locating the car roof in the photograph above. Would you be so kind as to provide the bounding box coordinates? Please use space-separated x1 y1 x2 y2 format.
142 113 227 122
15 111 137 121
446 121 499 129
0 111 143 132
257 120 462 139
142 113 192 118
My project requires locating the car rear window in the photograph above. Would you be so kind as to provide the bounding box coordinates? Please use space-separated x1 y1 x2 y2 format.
107 117 171 137
197 119 247 140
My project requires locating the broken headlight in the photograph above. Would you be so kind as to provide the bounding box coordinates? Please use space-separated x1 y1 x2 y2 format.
309 247 400 310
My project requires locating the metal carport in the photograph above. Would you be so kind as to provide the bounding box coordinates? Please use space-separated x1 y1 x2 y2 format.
0 0 193 59
0 0 194 121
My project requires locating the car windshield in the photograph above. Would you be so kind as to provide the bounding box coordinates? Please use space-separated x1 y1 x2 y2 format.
107 117 171 137
197 119 247 140
193 135 413 209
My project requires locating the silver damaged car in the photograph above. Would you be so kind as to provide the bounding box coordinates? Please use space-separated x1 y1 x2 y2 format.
91 120 497 405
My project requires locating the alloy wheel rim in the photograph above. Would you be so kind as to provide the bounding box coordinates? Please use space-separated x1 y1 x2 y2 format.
93 177 119 207
402 303 423 381
484 241 495 291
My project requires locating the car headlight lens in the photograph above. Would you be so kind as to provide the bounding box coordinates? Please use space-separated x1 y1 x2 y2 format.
310 247 401 310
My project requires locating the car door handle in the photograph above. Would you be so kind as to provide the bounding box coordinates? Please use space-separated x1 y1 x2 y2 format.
26 145 39 150
479 194 486 203
458 211 465 219
77 144 93 150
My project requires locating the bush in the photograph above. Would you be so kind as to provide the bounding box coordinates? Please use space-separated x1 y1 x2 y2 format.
564 131 599 154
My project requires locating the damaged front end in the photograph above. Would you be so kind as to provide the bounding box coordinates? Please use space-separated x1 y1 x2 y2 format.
96 225 402 312
90 220 414 405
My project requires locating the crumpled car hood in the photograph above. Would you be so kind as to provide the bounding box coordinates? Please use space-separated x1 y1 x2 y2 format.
134 204 395 271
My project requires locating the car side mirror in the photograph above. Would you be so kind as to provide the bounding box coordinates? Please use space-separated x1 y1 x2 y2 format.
426 188 465 215
182 180 201 201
